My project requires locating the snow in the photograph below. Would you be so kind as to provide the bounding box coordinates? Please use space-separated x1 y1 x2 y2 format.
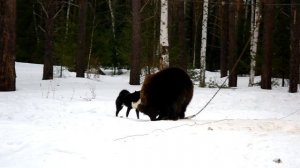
1 62 300 168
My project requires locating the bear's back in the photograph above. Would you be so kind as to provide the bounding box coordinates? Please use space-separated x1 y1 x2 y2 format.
141 67 193 106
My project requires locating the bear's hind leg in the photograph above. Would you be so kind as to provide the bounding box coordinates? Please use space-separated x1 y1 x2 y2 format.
178 104 188 119
169 104 182 120
158 105 179 120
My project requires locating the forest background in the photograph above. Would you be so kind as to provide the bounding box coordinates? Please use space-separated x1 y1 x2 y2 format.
1 0 300 92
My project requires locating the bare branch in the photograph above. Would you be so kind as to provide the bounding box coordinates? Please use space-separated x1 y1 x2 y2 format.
140 0 151 13
38 25 45 32
52 4 65 19
37 0 49 18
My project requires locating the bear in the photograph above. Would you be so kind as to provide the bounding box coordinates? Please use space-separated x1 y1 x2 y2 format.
137 67 193 121
115 90 140 119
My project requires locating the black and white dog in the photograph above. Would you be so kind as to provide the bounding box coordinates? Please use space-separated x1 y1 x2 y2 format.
115 90 140 119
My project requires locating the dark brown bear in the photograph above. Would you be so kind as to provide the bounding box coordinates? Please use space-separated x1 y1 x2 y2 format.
137 67 193 121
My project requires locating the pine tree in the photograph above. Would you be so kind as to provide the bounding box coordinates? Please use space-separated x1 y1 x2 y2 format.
192 0 203 68
40 0 59 80
177 0 187 71
289 0 300 93
228 0 238 87
0 0 16 91
107 0 118 74
220 0 229 78
60 0 73 78
261 0 275 89
76 0 87 77
130 0 141 85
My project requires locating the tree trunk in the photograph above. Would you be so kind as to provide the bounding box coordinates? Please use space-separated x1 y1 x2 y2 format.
261 0 275 89
220 0 229 78
159 0 169 70
107 0 118 74
289 0 300 93
152 0 159 72
228 0 238 87
191 0 195 68
192 0 203 68
33 2 40 47
60 0 73 78
87 0 97 79
42 0 56 80
0 0 16 91
207 4 219 71
249 0 260 86
177 0 187 71
199 0 209 87
130 0 141 85
76 0 87 77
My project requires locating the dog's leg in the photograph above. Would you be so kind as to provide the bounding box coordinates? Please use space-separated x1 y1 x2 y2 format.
116 105 123 117
126 107 132 118
135 109 139 119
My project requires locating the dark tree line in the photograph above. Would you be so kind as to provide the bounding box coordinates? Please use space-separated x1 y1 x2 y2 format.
0 0 300 93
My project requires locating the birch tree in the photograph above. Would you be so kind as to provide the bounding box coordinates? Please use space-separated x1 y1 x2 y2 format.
108 0 115 40
199 0 209 87
249 0 260 86
159 0 169 70
0 0 16 91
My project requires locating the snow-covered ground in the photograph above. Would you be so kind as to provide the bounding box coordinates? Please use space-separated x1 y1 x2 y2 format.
1 62 300 168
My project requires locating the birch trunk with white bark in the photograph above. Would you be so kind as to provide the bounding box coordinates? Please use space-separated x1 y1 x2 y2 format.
108 0 115 39
249 0 260 86
159 0 169 70
199 0 208 87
